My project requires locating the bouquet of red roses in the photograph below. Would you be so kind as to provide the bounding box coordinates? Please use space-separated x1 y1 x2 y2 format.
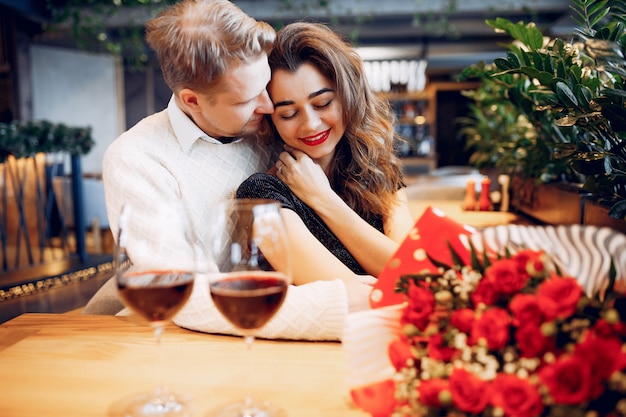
387 246 626 417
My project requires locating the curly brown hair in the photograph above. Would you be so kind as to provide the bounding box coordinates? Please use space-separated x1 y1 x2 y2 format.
267 22 405 220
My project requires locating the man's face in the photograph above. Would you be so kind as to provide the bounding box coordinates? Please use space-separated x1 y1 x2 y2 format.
195 55 273 139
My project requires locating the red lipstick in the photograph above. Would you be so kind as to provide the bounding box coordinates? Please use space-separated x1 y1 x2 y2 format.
299 129 330 147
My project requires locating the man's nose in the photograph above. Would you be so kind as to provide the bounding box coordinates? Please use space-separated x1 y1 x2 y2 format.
257 90 274 114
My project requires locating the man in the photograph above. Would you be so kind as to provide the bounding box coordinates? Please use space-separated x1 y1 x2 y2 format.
84 0 374 341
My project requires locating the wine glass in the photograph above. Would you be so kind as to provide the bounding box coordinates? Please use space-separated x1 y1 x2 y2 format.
208 199 292 417
114 199 197 417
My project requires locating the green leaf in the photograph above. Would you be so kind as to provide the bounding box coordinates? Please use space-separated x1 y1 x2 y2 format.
555 81 579 107
446 241 466 269
574 84 593 109
467 239 484 274
538 71 557 88
486 17 514 32
425 251 454 271
543 54 554 74
600 257 617 304
506 52 521 68
553 38 565 55
524 25 545 50
482 244 492 269
520 66 541 79
494 58 513 71
569 65 582 84
509 25 527 44
519 68 555 87
589 4 611 27
588 0 609 17
557 60 566 79
532 51 544 71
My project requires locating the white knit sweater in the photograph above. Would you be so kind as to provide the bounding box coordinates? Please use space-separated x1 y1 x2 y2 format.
96 96 349 341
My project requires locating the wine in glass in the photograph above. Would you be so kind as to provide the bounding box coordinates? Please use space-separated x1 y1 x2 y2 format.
115 199 197 417
208 198 292 417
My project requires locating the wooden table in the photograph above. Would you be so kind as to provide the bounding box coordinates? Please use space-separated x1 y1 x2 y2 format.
409 199 530 229
0 314 367 417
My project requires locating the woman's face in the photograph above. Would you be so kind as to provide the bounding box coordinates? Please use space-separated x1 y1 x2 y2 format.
269 63 345 171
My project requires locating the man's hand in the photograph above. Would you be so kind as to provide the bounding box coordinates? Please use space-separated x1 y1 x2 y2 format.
343 274 377 313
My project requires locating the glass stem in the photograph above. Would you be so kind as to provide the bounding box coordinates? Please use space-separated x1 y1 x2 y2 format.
154 324 166 397
243 334 255 410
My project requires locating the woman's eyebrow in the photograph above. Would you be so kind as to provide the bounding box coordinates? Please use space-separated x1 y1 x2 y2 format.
274 88 335 108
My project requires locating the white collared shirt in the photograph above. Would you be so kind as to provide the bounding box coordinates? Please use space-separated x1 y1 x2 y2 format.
103 95 270 246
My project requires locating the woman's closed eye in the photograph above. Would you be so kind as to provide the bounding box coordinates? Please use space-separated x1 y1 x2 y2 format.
277 110 298 120
313 99 333 110
276 100 334 120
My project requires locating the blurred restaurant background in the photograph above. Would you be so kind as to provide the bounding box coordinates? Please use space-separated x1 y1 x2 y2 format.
0 0 592 321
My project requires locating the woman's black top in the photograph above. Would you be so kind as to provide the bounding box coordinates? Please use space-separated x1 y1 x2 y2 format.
235 173 384 274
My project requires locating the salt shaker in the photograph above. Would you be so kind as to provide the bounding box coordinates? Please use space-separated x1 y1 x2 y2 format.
464 178 476 211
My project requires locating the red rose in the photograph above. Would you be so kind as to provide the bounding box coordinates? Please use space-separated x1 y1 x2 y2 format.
427 333 458 362
449 367 491 414
593 318 626 339
509 294 544 327
515 325 554 358
513 249 547 278
450 308 475 334
492 374 544 417
574 332 626 399
402 283 436 331
471 277 500 306
537 274 582 320
417 378 450 408
388 337 414 372
470 307 511 350
538 355 592 404
485 258 529 295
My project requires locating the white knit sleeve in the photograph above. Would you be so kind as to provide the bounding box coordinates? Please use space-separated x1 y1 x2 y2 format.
172 274 348 341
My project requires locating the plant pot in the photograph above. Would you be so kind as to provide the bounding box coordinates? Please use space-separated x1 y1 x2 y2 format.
510 177 586 225
583 197 626 234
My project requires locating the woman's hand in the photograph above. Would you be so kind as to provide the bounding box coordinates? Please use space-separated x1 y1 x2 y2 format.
274 145 337 208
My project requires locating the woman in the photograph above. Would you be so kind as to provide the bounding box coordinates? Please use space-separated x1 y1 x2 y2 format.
236 22 415 285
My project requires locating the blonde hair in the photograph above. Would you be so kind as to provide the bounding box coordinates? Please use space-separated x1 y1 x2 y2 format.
146 0 275 94
268 22 404 219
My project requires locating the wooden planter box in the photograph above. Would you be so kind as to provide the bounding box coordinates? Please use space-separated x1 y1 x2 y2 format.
509 177 626 233
510 177 585 225
583 198 626 234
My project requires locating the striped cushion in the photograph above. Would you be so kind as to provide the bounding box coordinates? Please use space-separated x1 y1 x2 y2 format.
478 224 626 296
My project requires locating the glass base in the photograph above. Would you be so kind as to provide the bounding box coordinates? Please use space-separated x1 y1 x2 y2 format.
123 391 194 417
212 397 286 417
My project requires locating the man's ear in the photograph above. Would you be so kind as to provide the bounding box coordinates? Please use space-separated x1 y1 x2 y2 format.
178 88 200 111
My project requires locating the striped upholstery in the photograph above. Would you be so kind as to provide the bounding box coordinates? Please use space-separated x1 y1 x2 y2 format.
478 224 626 296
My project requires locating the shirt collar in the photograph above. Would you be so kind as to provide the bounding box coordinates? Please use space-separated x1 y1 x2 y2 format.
167 95 242 153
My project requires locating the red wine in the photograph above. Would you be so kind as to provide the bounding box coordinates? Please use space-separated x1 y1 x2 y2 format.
210 271 288 330
118 270 194 324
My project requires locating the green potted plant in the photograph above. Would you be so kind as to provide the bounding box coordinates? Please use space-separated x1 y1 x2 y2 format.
0 120 93 161
457 63 579 183
459 0 625 225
